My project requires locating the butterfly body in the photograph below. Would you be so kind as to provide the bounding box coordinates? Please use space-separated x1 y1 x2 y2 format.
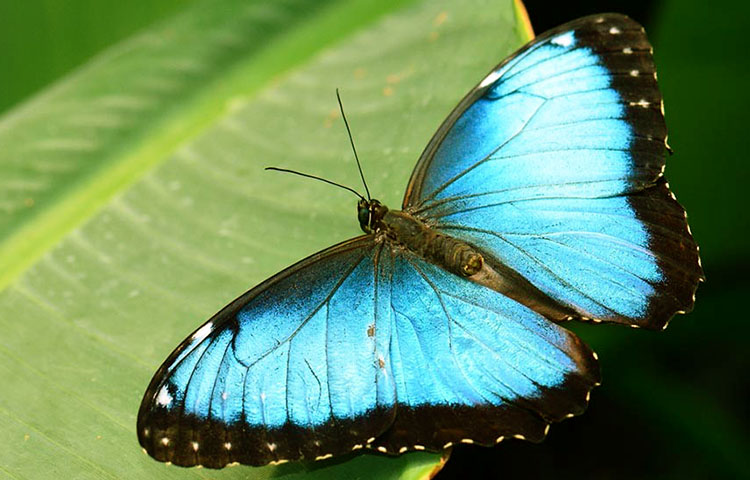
363 200 483 278
367 199 576 321
138 14 703 468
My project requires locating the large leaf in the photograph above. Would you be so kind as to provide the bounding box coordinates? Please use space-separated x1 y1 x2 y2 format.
0 0 531 478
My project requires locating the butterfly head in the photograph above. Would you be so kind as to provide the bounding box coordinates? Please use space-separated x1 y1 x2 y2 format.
358 198 388 234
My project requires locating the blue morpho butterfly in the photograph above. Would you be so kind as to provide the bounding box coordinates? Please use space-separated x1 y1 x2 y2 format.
138 14 703 468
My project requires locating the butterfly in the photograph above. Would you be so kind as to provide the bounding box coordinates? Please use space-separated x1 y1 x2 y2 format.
137 14 703 468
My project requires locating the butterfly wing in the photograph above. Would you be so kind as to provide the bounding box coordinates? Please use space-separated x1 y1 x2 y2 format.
370 246 599 453
403 14 702 329
138 234 600 466
137 236 397 468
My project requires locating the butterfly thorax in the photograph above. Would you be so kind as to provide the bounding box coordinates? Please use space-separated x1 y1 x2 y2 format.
358 198 483 277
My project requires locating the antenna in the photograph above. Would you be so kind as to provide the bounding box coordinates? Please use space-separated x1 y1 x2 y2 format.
265 90 372 203
264 167 365 201
336 89 371 201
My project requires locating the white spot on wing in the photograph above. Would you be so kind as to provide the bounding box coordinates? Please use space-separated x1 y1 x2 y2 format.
609 26 621 34
156 386 172 406
479 70 502 89
192 322 213 342
550 31 575 47
630 99 651 108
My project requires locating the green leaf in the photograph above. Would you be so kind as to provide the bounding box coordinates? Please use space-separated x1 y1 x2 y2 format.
0 0 529 477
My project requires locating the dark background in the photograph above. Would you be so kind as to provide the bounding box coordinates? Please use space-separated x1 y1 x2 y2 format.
2 0 747 478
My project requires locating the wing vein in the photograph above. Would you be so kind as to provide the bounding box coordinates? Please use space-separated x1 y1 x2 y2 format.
414 98 548 207
238 251 369 369
442 225 618 317
175 330 220 463
415 177 652 217
207 335 234 426
497 45 592 86
436 288 578 365
407 256 556 416
407 257 503 404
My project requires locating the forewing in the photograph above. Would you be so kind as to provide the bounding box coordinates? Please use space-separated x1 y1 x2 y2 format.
403 14 702 329
137 236 396 467
372 247 600 453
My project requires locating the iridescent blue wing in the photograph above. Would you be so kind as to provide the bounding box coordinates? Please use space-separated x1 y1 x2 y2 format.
369 247 599 454
403 14 703 329
138 237 397 468
138 236 600 467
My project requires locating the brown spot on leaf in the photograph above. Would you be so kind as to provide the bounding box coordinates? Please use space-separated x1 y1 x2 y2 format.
433 12 448 27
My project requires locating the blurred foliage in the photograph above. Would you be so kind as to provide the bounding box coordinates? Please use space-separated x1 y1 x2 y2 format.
0 0 197 114
653 0 750 267
0 0 747 479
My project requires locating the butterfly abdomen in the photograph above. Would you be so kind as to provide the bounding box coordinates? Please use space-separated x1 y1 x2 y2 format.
423 233 484 277
382 209 483 277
